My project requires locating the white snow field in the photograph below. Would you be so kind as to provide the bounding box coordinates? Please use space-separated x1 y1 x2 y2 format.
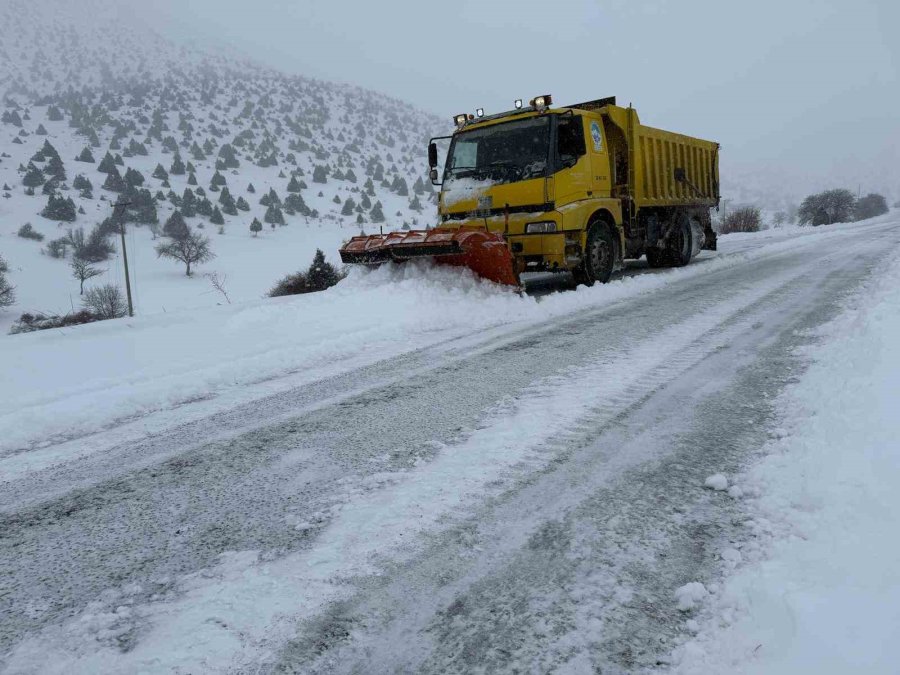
2 213 900 674
667 222 900 674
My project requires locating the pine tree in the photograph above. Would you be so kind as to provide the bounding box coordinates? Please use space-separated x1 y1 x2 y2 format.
236 196 250 211
370 201 385 223
210 206 224 225
196 197 213 217
250 218 262 236
210 170 227 187
98 152 116 173
287 175 302 192
341 197 356 216
217 144 239 169
413 176 425 195
44 155 66 181
163 210 190 240
247 183 256 194
306 249 341 291
152 164 169 180
41 195 77 221
102 167 126 192
187 172 198 186
284 193 310 216
22 164 45 188
264 204 285 225
170 153 186 175
73 175 92 191
313 165 328 183
76 147 95 163
124 167 145 187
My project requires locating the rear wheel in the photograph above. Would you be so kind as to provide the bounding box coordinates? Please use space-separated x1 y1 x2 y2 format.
573 221 616 286
668 212 692 267
645 212 692 268
645 248 668 268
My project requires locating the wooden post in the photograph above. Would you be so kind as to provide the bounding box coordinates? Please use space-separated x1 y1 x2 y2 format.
114 201 134 317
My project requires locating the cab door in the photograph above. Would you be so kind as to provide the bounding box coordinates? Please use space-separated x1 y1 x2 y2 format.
586 115 612 198
551 114 591 206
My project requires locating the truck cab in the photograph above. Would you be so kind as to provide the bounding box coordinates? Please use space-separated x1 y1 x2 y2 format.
430 95 719 284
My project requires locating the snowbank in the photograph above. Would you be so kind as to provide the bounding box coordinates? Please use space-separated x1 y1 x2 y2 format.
668 244 900 673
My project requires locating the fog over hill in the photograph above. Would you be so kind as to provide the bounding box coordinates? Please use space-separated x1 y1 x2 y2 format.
0 0 444 332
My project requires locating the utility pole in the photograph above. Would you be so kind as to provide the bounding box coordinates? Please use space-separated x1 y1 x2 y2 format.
113 201 134 317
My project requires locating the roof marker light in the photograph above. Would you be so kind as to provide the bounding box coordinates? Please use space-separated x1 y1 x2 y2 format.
475 108 484 118
514 99 523 109
530 94 553 111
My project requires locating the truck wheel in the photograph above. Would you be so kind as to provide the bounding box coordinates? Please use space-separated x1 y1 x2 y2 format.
645 248 668 268
574 222 616 286
668 212 693 267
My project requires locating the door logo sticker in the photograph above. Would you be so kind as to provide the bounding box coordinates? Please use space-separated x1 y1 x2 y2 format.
590 121 603 151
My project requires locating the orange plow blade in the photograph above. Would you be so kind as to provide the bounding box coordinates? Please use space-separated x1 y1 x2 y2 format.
339 227 520 286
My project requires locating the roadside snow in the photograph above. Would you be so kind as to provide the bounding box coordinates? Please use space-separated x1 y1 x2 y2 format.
667 243 900 673
675 583 709 612
703 473 729 491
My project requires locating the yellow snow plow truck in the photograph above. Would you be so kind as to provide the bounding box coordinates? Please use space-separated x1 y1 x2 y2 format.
340 95 719 286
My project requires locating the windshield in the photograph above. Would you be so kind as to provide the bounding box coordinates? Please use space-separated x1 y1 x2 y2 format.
444 116 550 185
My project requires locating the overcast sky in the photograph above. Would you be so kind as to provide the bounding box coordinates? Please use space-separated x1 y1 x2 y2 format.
140 0 899 199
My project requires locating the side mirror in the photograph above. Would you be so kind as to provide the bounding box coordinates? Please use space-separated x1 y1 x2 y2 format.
428 142 438 169
429 168 439 182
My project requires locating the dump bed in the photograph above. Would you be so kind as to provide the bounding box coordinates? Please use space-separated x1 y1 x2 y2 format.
597 104 719 210
633 123 719 207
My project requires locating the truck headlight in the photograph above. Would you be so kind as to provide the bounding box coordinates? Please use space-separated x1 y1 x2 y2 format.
525 221 557 233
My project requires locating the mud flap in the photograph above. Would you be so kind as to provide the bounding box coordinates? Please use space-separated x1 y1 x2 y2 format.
702 222 717 251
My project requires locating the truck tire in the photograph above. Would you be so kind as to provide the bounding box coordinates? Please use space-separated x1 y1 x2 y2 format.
668 212 693 267
573 221 616 286
645 248 668 268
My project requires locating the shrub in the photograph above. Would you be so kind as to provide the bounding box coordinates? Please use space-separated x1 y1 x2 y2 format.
44 237 70 258
268 249 346 297
0 254 14 308
853 193 889 221
83 284 128 319
719 206 761 234
17 223 44 241
9 310 99 334
798 189 855 226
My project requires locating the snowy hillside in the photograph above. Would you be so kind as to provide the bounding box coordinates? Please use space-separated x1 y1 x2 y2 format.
0 0 444 334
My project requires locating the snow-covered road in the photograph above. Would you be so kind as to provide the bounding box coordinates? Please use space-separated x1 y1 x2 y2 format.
2 216 900 673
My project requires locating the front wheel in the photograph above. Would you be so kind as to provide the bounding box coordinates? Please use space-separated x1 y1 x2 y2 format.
573 222 616 286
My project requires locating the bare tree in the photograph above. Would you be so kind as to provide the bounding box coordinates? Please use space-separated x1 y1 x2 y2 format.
70 257 103 294
206 271 231 304
155 231 215 276
719 206 761 234
0 254 15 308
83 284 127 319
